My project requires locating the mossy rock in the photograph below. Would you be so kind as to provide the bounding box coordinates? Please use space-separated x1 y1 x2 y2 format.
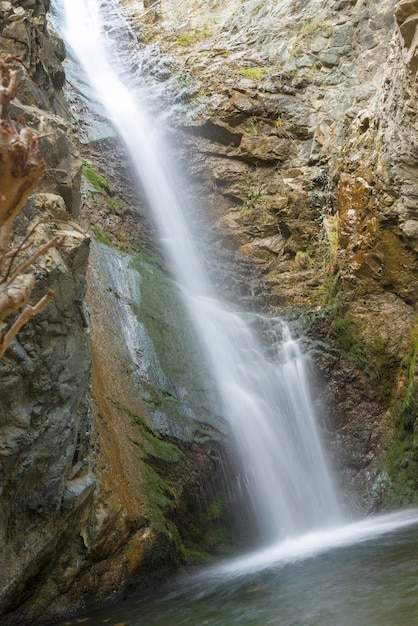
383 326 418 507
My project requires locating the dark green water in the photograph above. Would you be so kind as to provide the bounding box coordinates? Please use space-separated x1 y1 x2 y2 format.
56 519 418 626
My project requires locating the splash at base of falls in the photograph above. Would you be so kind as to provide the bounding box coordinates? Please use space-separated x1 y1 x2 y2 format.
202 507 418 580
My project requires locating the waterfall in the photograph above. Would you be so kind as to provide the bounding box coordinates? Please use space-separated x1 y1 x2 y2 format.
59 0 342 541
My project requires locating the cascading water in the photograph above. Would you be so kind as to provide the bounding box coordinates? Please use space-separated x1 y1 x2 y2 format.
59 0 342 542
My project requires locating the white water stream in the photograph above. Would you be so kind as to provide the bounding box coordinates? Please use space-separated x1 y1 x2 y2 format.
58 0 418 562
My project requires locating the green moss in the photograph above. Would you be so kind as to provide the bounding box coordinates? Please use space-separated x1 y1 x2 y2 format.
112 399 184 464
246 116 259 135
130 248 223 440
385 434 418 507
83 160 112 195
202 526 235 552
92 225 113 247
290 279 396 402
181 545 216 566
295 250 311 268
238 66 268 81
208 496 225 520
331 314 395 400
301 19 334 37
289 20 334 60
174 25 214 47
178 495 235 563
384 327 418 507
83 160 122 214
142 463 176 531
305 279 393 398
141 430 184 463
104 249 235 556
239 179 267 212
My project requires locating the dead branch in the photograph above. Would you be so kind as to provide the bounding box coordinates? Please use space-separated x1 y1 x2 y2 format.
8 233 67 282
0 55 18 121
0 289 54 358
0 55 46 263
1 219 88 284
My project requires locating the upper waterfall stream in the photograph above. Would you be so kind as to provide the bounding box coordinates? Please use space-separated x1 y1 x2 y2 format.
60 0 342 542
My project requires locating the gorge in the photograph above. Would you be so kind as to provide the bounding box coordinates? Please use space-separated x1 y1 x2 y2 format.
1 0 418 624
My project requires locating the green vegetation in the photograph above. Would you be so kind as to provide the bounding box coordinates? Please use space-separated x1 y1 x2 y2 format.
384 327 418 507
142 463 175 515
323 214 339 267
105 250 235 560
288 20 334 60
141 429 184 464
299 285 418 510
331 315 391 395
208 496 225 519
83 160 112 195
301 19 334 37
295 250 311 268
173 24 214 47
291 278 396 405
83 160 121 214
92 224 113 246
239 179 267 213
246 116 259 135
238 66 268 81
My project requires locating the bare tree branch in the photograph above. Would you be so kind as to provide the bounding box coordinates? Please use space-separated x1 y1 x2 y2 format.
0 289 54 358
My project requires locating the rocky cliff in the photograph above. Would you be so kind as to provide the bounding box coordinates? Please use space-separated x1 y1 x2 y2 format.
0 1 93 623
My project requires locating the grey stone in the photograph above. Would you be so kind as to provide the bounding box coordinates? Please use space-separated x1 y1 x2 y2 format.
318 52 340 67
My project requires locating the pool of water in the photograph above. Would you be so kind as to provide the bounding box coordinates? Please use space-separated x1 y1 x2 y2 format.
55 519 418 626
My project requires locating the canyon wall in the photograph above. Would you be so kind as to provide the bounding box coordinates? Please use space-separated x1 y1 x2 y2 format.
1 0 418 623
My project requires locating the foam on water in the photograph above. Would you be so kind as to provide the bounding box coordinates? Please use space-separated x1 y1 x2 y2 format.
206 508 418 579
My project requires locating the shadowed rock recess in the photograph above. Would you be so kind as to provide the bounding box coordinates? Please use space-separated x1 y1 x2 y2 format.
0 0 418 623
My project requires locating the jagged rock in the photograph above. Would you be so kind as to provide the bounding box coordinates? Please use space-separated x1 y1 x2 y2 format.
0 228 92 623
0 3 93 623
395 0 418 73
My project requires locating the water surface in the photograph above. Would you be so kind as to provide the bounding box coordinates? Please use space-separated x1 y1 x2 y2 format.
55 514 418 626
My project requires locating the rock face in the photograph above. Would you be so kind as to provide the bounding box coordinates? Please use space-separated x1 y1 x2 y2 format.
2 0 418 622
0 1 93 623
0 0 66 115
0 226 92 623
